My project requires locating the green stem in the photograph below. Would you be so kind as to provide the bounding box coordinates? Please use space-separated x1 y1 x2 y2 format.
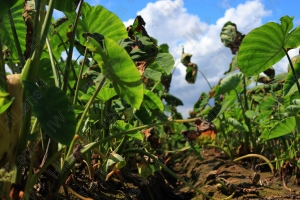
73 47 88 104
66 76 107 159
284 47 300 95
76 117 202 156
46 37 59 87
123 148 214 199
31 0 41 57
233 154 274 174
62 0 84 92
243 77 255 151
7 9 24 67
151 80 160 92
198 69 212 89
15 0 56 185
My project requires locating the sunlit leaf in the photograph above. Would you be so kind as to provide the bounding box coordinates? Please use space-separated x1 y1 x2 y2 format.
267 117 296 140
238 16 300 76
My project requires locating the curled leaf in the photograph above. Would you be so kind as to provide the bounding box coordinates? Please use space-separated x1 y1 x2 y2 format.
141 128 161 149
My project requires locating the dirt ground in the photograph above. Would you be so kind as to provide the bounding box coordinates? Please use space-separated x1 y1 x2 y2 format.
58 148 300 200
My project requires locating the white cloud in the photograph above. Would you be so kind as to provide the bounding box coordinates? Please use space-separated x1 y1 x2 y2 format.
123 0 288 118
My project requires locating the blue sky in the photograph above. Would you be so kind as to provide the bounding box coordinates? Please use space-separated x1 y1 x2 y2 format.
56 0 300 118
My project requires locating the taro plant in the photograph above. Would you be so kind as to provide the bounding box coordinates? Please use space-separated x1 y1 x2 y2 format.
0 1 223 200
190 16 300 187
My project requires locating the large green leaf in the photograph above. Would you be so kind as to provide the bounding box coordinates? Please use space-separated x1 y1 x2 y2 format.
224 54 239 75
0 2 26 61
162 93 183 107
97 88 117 102
194 92 209 110
155 53 175 75
86 37 143 109
144 90 164 111
67 3 128 44
284 59 300 96
23 82 76 145
267 117 296 140
143 68 162 81
218 90 236 116
238 16 300 76
214 72 244 96
228 117 248 132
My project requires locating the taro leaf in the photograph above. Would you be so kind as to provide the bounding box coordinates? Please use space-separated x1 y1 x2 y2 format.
143 68 162 82
185 63 198 84
255 110 272 122
218 90 236 116
162 93 183 107
134 104 153 124
131 15 149 38
23 81 76 145
181 52 192 67
49 16 73 53
284 59 300 96
0 0 18 18
228 117 248 132
220 21 237 47
115 120 143 140
155 53 175 75
292 99 300 105
46 0 78 12
67 3 128 44
207 104 221 122
260 95 276 112
144 90 164 111
106 152 126 171
137 159 155 179
97 88 117 102
286 79 300 96
224 54 239 75
267 117 296 140
285 105 300 113
0 2 26 61
0 88 14 114
159 44 169 53
245 110 258 119
85 37 143 109
214 72 244 96
118 38 133 54
37 56 56 87
194 92 209 110
238 16 300 77
220 21 244 54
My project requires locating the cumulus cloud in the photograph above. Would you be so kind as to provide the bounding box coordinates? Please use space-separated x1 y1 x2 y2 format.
123 0 298 118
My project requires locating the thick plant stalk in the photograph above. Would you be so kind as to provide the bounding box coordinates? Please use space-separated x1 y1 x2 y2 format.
0 74 23 198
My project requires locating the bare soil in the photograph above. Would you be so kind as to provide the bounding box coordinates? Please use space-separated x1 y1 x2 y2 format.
55 148 300 200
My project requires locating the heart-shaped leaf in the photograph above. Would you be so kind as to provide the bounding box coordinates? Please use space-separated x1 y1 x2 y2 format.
238 16 300 76
267 117 296 140
86 37 143 109
23 81 76 145
66 3 127 44
215 72 244 96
